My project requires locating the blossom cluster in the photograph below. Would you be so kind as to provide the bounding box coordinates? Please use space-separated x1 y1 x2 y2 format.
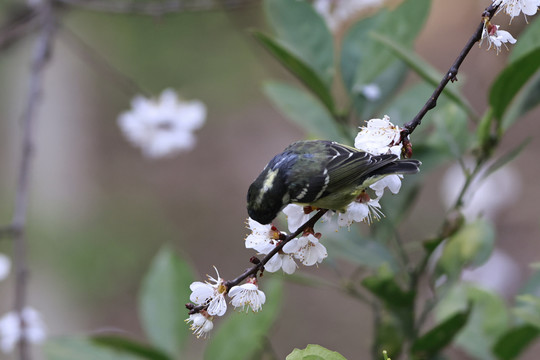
118 89 206 159
186 268 265 338
186 115 410 338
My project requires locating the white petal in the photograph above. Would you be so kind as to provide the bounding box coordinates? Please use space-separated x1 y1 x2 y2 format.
207 295 227 316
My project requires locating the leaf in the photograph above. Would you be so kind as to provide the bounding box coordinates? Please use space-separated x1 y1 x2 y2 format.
351 0 431 87
426 103 471 159
138 246 195 357
513 294 540 329
45 337 145 360
204 278 283 360
493 325 540 360
362 275 414 309
489 47 540 120
519 267 540 297
371 32 476 119
91 336 172 360
323 230 399 272
508 15 540 63
264 0 334 85
253 31 336 114
411 307 471 358
481 137 531 180
263 81 347 142
435 284 509 360
436 220 495 281
500 71 540 131
286 344 347 360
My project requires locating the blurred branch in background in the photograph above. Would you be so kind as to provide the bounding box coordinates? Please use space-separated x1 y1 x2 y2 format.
7 0 56 359
56 0 260 15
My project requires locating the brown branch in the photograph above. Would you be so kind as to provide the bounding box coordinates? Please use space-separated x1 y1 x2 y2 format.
56 0 260 15
11 1 56 359
401 3 500 139
188 209 328 314
0 7 41 50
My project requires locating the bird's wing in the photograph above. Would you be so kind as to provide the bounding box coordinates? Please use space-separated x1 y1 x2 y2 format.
322 143 396 195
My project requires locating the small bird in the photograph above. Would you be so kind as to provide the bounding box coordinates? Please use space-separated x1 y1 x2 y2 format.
247 140 421 224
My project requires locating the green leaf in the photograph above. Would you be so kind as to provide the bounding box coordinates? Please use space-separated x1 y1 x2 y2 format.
513 295 540 329
91 336 172 360
411 307 471 358
362 275 414 309
350 0 431 87
323 230 399 272
489 47 540 120
426 103 471 159
500 71 540 131
204 278 283 360
435 285 509 360
493 325 540 360
371 32 476 119
481 137 531 180
253 31 336 114
138 246 195 357
341 14 382 92
263 81 347 142
520 267 540 297
508 16 540 63
286 344 347 360
436 220 495 281
45 337 145 360
264 0 334 85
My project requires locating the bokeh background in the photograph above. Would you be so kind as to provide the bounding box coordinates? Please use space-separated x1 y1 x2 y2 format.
0 0 539 358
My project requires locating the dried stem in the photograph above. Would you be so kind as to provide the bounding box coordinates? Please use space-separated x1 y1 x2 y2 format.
10 1 56 359
401 3 499 139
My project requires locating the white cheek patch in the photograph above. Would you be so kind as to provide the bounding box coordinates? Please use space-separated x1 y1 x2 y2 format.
256 168 279 205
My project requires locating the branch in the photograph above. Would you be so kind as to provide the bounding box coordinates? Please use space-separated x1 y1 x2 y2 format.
401 3 500 139
56 0 260 15
58 26 147 97
0 6 41 50
188 209 328 314
11 1 56 359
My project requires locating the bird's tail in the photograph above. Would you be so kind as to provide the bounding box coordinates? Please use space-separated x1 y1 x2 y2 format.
372 158 421 177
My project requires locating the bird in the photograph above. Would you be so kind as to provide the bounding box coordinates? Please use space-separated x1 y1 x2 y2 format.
247 140 421 224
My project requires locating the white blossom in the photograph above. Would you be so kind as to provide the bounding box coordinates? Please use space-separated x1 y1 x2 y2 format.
118 89 206 158
480 22 517 54
337 197 383 228
0 254 10 282
264 251 298 274
229 282 266 312
186 312 214 338
0 307 46 353
354 115 402 156
282 204 314 232
245 218 281 253
314 0 385 31
493 0 540 20
370 174 402 198
283 234 328 266
356 83 382 101
189 267 227 317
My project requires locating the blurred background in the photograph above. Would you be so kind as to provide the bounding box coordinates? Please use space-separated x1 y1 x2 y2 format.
0 0 539 358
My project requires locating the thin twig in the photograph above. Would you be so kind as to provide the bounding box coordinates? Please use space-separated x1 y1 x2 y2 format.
11 1 56 359
58 26 148 97
401 3 499 139
188 209 328 314
56 0 260 15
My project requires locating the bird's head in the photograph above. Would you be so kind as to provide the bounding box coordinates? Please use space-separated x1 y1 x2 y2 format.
247 165 289 225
